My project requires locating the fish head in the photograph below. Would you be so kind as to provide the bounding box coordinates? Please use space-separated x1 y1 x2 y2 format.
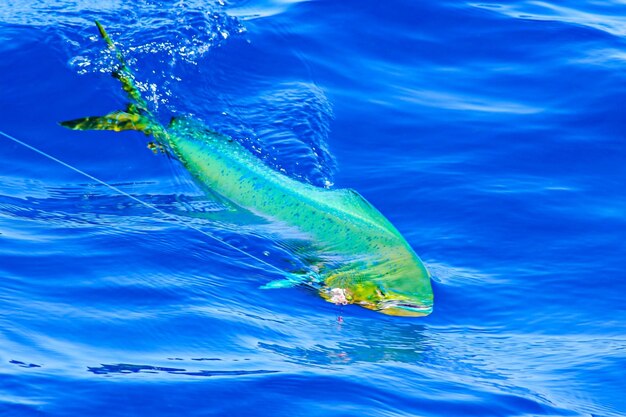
323 262 433 317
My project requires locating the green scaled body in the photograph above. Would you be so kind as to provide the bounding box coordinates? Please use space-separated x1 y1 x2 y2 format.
61 22 433 316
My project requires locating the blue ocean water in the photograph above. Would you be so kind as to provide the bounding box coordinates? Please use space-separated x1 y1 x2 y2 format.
1 0 625 416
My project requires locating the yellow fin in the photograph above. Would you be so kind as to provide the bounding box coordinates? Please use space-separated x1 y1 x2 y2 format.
60 111 154 135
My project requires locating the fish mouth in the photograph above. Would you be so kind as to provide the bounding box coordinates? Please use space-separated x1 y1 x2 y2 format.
375 300 433 317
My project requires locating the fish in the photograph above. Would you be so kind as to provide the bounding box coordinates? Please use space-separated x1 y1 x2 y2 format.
60 21 434 317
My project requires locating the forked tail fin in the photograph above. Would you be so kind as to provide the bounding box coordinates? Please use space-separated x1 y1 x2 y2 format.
60 21 165 143
60 106 156 135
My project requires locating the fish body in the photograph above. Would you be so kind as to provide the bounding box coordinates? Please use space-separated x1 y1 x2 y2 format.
61 22 433 316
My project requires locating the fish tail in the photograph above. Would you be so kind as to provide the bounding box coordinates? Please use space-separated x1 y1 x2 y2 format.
60 107 155 135
60 21 166 147
94 20 149 112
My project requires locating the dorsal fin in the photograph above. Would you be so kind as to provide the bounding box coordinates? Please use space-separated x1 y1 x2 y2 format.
326 188 396 231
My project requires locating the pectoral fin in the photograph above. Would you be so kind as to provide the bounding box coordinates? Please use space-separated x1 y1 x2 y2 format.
260 271 322 290
260 278 301 289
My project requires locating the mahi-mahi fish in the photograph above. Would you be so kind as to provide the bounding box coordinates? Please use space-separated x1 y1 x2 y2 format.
61 22 434 316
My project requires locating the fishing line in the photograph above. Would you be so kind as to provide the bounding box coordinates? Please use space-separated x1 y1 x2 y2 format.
0 129 288 277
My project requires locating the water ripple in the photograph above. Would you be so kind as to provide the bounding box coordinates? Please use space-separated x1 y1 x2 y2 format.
470 1 626 37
